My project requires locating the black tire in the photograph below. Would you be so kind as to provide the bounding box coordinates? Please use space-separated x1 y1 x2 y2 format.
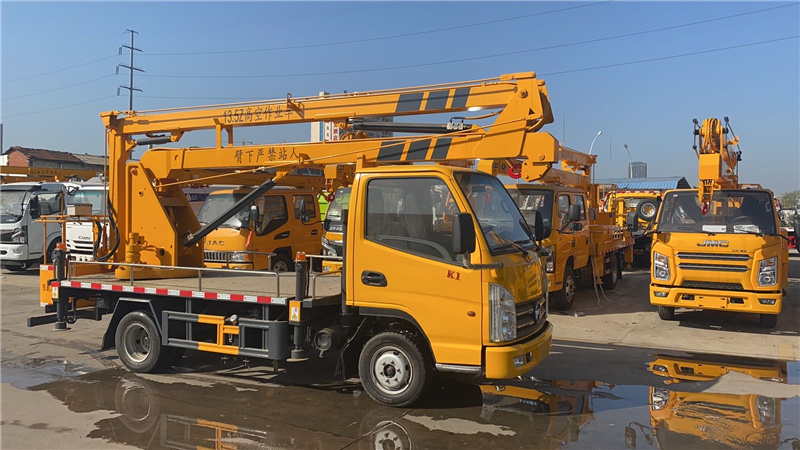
637 200 658 222
359 332 429 407
45 240 59 265
270 254 292 272
115 310 169 373
759 314 778 328
658 306 676 321
601 254 620 291
551 267 576 311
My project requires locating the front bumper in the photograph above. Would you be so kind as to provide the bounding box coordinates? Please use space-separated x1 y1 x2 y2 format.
650 285 782 314
484 322 553 379
0 243 32 263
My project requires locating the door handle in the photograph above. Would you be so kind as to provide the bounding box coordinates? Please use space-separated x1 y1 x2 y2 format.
311 229 319 235
361 271 387 287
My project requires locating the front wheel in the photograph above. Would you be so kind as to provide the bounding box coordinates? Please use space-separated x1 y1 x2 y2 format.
115 310 170 373
657 306 676 321
359 332 429 407
759 314 778 328
270 254 292 272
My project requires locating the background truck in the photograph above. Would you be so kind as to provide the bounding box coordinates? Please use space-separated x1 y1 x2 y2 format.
199 186 323 271
643 117 788 327
30 71 576 407
0 181 78 270
600 188 663 267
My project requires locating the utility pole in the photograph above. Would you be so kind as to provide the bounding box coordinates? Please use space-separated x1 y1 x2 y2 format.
117 29 143 111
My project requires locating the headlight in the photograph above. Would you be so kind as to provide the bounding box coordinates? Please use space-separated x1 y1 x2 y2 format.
651 388 670 411
229 252 251 262
543 246 554 273
757 257 777 287
756 395 776 425
654 252 670 281
11 226 27 244
489 284 516 342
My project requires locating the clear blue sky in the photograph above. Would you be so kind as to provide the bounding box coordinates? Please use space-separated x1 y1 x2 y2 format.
2 1 798 194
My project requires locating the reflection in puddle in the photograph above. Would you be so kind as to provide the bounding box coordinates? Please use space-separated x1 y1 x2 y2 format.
24 353 799 450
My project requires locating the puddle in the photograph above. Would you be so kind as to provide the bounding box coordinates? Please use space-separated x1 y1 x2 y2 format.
17 350 798 449
0 351 90 390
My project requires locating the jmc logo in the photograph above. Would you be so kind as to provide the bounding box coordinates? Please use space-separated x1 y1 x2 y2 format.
697 240 729 247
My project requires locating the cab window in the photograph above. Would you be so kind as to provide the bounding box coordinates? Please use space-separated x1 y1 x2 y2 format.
573 195 586 221
292 194 317 220
557 194 571 228
256 195 288 236
365 177 460 263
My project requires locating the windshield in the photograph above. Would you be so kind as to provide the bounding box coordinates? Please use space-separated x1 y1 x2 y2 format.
67 189 105 214
507 188 554 229
324 187 351 232
0 188 30 222
657 190 777 235
454 172 535 254
196 193 249 228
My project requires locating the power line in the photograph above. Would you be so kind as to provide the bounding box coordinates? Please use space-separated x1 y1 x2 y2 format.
3 95 117 119
540 36 799 76
4 55 119 83
143 1 610 56
3 74 116 101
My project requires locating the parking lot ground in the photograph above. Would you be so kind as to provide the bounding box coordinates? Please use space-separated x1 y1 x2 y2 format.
1 255 798 448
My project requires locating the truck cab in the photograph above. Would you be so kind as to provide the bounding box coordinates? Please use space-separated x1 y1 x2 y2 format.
648 188 787 327
321 187 350 272
199 186 322 271
0 181 74 270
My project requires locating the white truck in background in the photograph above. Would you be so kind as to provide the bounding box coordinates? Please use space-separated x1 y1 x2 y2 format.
0 181 79 270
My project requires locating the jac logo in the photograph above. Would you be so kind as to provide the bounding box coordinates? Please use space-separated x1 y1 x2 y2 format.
697 240 729 247
446 270 461 281
206 239 224 246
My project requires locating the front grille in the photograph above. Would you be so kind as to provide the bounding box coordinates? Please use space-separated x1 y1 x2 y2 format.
677 252 750 261
516 296 546 338
205 251 232 262
678 263 748 272
682 280 744 291
0 230 15 243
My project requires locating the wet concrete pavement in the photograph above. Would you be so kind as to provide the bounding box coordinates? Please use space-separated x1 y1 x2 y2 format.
2 256 799 449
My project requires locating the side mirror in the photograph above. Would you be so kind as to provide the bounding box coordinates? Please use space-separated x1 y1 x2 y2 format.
298 199 310 223
570 222 584 232
248 205 260 225
626 211 639 232
533 211 545 242
568 204 582 223
29 196 41 219
453 213 476 254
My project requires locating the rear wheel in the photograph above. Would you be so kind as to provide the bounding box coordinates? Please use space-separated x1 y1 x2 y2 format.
551 267 576 311
601 254 620 290
359 332 429 407
759 314 778 328
657 306 676 321
115 310 171 373
270 254 292 272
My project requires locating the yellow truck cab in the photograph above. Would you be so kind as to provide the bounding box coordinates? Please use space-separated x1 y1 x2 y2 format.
507 184 632 310
199 187 322 271
320 186 350 272
647 188 787 327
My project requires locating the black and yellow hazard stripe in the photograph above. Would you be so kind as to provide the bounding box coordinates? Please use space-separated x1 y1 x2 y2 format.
395 88 471 113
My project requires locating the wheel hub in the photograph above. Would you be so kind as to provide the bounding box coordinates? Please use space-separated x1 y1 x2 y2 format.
373 347 412 393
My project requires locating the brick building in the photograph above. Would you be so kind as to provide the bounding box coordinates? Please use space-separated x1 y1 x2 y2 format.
1 146 106 172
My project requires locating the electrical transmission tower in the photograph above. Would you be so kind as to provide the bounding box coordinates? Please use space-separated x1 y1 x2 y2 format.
117 29 143 111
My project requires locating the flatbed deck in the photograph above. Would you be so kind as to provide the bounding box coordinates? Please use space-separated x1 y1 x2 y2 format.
49 263 342 304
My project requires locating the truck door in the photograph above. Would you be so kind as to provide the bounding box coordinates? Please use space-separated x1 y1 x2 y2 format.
253 194 289 269
291 193 322 257
555 193 574 274
572 194 591 269
30 190 64 261
350 175 483 365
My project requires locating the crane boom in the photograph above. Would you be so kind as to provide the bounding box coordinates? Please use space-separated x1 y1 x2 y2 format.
100 71 579 275
694 116 741 207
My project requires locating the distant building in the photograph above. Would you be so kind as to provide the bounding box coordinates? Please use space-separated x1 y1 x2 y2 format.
1 146 106 173
628 161 647 178
593 176 691 191
311 91 393 142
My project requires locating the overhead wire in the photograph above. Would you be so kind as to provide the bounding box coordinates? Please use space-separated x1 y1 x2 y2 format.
140 3 797 80
4 95 117 119
143 1 611 56
4 74 117 101
4 55 119 83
